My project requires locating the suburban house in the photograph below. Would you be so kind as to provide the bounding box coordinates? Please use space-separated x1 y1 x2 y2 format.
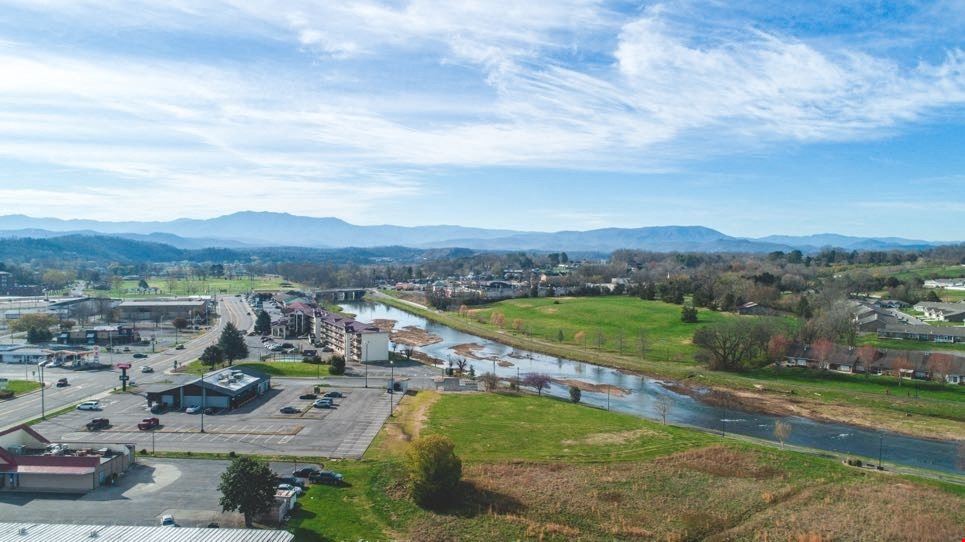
145 366 270 411
914 301 965 322
0 425 135 493
783 344 964 384
878 324 965 344
923 278 965 289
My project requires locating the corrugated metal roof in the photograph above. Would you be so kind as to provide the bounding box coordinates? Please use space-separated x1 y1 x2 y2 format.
0 523 294 542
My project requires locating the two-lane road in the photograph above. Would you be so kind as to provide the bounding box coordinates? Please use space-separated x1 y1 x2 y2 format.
0 296 253 431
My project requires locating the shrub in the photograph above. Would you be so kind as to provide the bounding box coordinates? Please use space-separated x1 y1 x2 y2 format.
569 385 582 403
329 355 346 375
407 435 462 507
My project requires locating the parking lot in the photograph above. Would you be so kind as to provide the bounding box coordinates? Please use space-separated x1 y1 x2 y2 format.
32 379 393 458
0 457 321 527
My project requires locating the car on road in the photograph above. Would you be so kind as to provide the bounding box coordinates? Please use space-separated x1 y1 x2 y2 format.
279 406 300 414
86 418 110 431
138 417 160 430
77 401 102 411
174 344 185 350
277 483 304 495
140 366 154 373
292 466 323 478
323 391 343 398
133 353 148 359
298 393 317 400
310 470 344 486
185 405 201 414
56 378 69 387
313 398 333 409
160 515 176 527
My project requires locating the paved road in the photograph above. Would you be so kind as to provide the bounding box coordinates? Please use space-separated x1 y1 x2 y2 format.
0 296 253 431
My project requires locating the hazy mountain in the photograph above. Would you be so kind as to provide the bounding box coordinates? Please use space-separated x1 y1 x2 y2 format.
0 212 947 253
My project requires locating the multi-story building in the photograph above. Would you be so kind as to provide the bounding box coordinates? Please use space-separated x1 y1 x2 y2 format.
0 271 11 293
313 309 388 363
56 325 140 346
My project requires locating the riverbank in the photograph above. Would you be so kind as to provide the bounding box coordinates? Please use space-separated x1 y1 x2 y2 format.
369 292 965 442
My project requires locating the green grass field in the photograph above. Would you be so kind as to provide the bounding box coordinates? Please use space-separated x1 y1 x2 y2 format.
182 361 330 378
289 392 965 542
462 296 744 361
88 276 303 299
5 380 41 395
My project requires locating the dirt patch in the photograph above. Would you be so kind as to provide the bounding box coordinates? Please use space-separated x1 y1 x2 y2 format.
561 428 665 446
391 325 443 347
371 319 397 333
656 445 781 479
453 343 514 366
554 378 628 397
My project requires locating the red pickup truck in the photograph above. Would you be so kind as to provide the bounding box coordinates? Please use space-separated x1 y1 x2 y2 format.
137 417 160 430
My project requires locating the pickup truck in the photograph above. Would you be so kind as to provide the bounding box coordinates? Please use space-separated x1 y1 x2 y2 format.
138 417 160 430
86 418 110 431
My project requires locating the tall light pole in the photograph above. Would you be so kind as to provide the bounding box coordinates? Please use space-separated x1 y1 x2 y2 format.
363 343 368 388
200 369 206 433
388 359 394 418
38 362 45 420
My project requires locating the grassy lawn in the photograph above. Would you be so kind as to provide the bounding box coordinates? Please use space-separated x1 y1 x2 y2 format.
5 380 41 395
87 275 304 299
289 392 965 542
182 361 330 378
463 296 742 361
373 293 965 440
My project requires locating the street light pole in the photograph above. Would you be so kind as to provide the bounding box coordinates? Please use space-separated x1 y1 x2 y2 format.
363 343 368 388
200 369 206 433
389 360 394 418
38 363 45 420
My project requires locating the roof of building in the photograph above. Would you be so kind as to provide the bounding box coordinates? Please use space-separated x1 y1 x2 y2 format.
148 367 268 397
315 309 381 334
0 523 294 542
117 300 206 308
879 324 965 338
13 465 96 475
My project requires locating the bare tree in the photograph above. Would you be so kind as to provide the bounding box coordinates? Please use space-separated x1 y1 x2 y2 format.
402 346 415 360
773 419 792 450
928 353 954 385
455 357 468 375
856 344 878 377
522 373 552 396
479 372 499 392
892 355 912 386
654 395 674 425
810 338 835 370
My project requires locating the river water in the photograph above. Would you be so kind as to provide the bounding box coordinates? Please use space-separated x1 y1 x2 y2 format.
343 302 962 474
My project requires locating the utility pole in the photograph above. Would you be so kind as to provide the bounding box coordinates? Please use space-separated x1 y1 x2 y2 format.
38 363 45 420
200 369 206 433
389 359 394 418
363 343 368 388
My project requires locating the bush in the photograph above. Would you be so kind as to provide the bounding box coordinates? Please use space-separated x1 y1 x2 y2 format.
329 355 346 375
229 451 237 458
407 435 462 507
569 385 582 403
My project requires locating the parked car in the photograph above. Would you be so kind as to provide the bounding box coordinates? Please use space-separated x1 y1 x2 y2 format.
277 483 304 495
55 378 69 387
298 393 317 400
122 347 131 353
160 515 176 527
279 406 300 414
310 470 344 486
274 475 305 488
150 403 166 414
185 405 201 414
313 398 333 409
140 365 154 373
323 391 343 399
77 401 102 411
133 353 148 359
292 466 323 478
86 418 110 431
138 417 160 430
203 407 216 415
174 344 185 350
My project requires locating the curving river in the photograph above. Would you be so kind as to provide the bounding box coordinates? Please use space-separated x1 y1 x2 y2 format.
343 302 962 474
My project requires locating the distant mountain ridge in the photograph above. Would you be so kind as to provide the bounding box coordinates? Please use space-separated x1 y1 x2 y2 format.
0 212 951 253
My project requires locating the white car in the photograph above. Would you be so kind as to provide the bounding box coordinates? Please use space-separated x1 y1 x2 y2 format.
277 483 303 495
76 401 102 411
185 405 201 414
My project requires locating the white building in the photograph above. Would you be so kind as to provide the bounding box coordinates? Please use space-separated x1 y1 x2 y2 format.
313 310 388 363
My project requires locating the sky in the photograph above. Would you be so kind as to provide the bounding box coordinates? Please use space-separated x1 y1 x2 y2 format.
0 1 963 240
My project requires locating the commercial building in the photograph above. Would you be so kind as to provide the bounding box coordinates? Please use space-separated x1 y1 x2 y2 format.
56 325 140 346
146 366 270 410
0 523 294 542
0 425 134 494
0 345 94 366
313 309 388 363
116 299 209 323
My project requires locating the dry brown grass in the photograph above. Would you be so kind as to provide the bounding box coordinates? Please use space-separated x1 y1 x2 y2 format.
560 427 665 446
654 445 782 479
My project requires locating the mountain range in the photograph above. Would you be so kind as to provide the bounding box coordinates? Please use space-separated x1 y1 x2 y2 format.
0 212 949 253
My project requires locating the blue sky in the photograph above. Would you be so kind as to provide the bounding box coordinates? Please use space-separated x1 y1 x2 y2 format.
0 1 962 239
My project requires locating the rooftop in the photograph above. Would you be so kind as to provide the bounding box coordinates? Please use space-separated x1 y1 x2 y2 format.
0 523 294 542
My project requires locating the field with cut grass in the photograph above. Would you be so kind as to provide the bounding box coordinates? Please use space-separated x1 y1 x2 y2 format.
88 275 303 299
182 360 330 378
4 380 41 396
289 392 964 542
463 296 745 361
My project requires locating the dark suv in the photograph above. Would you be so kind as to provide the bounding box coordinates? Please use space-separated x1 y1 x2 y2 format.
86 418 110 431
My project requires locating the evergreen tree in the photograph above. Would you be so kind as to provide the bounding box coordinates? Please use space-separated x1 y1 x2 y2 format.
200 345 225 368
254 310 272 335
218 322 248 366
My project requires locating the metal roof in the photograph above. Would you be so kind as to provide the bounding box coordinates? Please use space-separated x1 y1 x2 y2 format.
0 523 294 542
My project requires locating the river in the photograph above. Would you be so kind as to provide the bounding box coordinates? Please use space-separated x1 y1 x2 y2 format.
343 301 962 474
